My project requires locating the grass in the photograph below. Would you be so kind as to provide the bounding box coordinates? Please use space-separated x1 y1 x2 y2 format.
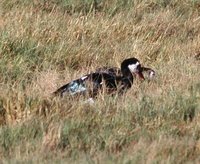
0 0 200 163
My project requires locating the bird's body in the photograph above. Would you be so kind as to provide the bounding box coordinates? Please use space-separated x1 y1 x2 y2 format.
54 72 132 97
53 58 152 98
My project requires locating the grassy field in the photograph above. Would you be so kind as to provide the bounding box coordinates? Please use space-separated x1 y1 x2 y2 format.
0 0 200 163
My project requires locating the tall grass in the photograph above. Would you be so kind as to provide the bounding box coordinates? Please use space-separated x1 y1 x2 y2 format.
0 0 200 163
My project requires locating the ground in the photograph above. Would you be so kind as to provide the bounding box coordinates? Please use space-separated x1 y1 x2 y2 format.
0 0 200 163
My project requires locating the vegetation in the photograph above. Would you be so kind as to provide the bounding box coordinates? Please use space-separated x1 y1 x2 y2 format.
0 0 200 163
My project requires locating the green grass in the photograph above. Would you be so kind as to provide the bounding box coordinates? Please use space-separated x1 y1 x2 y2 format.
0 0 200 163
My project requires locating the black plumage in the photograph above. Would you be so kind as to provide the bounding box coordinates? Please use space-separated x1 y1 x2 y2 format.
54 58 148 97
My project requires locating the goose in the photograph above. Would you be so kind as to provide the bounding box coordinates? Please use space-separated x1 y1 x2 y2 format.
54 57 146 97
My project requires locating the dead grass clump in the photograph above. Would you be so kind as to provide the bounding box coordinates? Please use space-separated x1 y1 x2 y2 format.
42 122 62 151
0 0 200 163
29 70 60 98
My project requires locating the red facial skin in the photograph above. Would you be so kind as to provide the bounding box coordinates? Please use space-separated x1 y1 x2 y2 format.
136 64 145 80
137 71 145 80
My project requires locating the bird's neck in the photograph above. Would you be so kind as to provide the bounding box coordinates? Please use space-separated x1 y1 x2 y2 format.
121 67 133 87
121 67 132 77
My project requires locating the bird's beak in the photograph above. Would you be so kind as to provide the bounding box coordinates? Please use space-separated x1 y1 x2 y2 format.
137 71 145 80
137 65 145 80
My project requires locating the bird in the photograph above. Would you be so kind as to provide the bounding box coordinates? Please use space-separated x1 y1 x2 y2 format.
53 57 147 98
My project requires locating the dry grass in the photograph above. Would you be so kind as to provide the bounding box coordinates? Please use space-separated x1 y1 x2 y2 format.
0 0 200 163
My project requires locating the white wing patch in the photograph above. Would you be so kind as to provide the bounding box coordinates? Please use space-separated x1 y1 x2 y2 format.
128 62 140 72
68 81 86 95
81 75 88 80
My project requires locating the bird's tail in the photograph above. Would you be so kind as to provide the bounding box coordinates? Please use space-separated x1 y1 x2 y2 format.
53 83 70 97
